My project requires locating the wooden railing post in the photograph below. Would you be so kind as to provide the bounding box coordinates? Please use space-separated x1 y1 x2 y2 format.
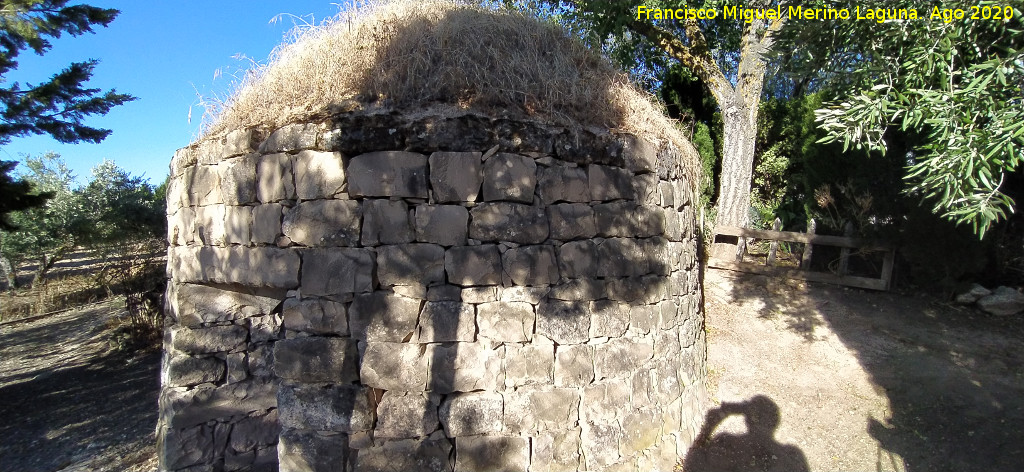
838 221 854 276
767 217 781 266
800 218 816 270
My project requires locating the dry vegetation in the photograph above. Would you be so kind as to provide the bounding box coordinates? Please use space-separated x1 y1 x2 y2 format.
199 0 697 174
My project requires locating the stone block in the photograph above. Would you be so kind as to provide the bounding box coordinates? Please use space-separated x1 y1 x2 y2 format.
455 436 529 472
557 240 598 279
361 199 413 246
425 284 462 301
161 379 277 429
257 153 295 202
375 391 440 438
259 123 320 153
445 245 502 286
538 165 589 204
348 151 429 198
596 238 648 277
159 423 214 470
415 205 469 246
166 355 224 387
249 313 282 343
377 243 446 288
427 342 502 393
220 154 258 205
482 153 537 203
629 304 657 334
248 345 275 379
532 428 582 472
477 301 534 342
633 173 659 206
429 151 483 202
502 245 559 286
282 298 349 335
439 391 503 436
413 301 476 342
548 279 605 301
589 300 629 338
170 325 248 354
619 408 661 456
301 248 374 296
350 439 452 472
194 204 226 246
469 203 548 244
226 352 248 383
594 337 654 380
607 275 666 304
278 384 374 432
505 387 580 434
461 286 498 303
251 203 283 244
581 421 622 469
230 410 280 452
278 429 347 472
293 150 346 200
588 164 632 201
548 203 597 241
170 284 281 328
536 300 590 345
499 286 549 304
621 133 658 173
190 165 223 206
274 337 359 383
555 344 595 388
503 344 553 387
594 202 665 238
223 205 251 244
349 291 421 342
360 342 429 391
208 246 300 287
167 206 195 246
282 199 361 247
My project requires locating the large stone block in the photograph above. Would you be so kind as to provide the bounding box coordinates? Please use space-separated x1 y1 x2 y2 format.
273 337 359 383
211 247 301 287
251 203 283 244
621 134 658 173
278 429 347 472
548 278 605 301
445 245 502 286
166 355 224 387
348 151 429 198
607 275 667 304
170 325 248 354
293 150 346 200
229 410 280 452
259 123 320 153
429 151 483 202
282 298 348 335
377 243 446 288
427 342 502 393
220 154 258 205
361 199 413 246
277 384 374 432
194 204 226 246
439 391 504 436
349 291 421 342
413 301 475 342
375 391 440 438
557 240 598 279
532 428 582 472
159 423 214 470
588 164 632 201
282 199 361 247
190 165 223 206
548 203 597 241
596 238 648 277
594 202 665 238
223 205 251 245
536 300 590 345
619 408 661 456
167 206 195 246
415 205 469 246
161 378 278 428
589 300 629 338
170 283 281 328
594 336 654 380
249 313 282 343
476 301 534 342
501 245 559 286
301 248 374 295
455 436 529 472
504 387 580 434
360 342 429 391
538 165 589 204
503 344 553 387
350 439 452 472
555 344 595 388
581 421 623 469
482 153 537 203
257 153 295 202
469 203 548 244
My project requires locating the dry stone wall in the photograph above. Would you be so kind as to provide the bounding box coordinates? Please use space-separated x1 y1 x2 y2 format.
159 111 708 472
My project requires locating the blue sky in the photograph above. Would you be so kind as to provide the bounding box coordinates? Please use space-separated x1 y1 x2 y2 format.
1 1 346 186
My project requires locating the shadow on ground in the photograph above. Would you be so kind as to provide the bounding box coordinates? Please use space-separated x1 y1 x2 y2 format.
0 304 160 472
720 269 1024 472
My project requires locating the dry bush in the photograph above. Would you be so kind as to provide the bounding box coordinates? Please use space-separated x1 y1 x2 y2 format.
200 0 698 177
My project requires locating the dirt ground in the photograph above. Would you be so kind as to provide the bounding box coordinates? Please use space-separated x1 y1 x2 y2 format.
2 270 1024 472
0 299 159 472
699 268 1024 472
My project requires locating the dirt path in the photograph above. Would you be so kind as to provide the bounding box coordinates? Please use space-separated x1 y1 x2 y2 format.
701 268 1024 472
0 299 160 472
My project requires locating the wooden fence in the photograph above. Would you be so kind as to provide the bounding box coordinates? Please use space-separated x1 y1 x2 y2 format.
709 219 895 291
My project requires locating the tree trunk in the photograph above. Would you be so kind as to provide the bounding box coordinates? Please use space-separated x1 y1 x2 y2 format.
715 95 759 227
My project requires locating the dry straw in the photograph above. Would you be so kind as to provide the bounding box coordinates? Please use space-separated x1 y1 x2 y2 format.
201 0 698 174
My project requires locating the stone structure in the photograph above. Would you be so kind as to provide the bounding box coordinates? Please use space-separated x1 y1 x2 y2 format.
159 111 708 471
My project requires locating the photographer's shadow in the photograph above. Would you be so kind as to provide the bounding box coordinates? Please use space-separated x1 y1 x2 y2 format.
683 395 809 472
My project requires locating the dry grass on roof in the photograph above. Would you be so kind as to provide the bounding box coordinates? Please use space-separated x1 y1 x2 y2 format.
201 0 697 174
